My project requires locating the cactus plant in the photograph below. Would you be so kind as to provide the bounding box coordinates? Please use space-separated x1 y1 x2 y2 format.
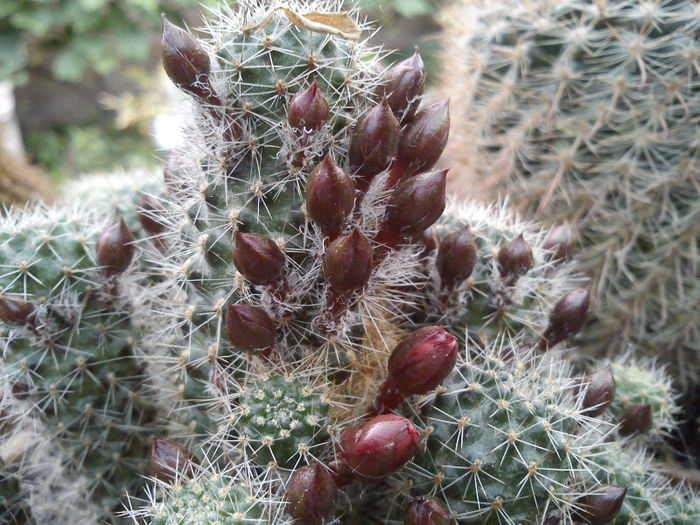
439 0 700 388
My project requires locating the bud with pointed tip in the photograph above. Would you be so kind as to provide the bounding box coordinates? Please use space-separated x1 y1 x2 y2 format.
137 194 166 235
543 224 577 261
226 304 276 351
398 101 450 173
579 485 628 524
323 228 373 293
288 79 329 131
379 47 425 123
233 231 285 285
582 366 616 417
305 156 355 235
541 288 590 348
285 462 338 525
404 495 454 525
151 438 196 483
97 218 135 274
417 228 438 256
349 97 400 178
339 414 420 481
497 233 533 282
161 16 214 101
0 296 35 326
386 169 447 234
620 403 653 436
436 226 477 287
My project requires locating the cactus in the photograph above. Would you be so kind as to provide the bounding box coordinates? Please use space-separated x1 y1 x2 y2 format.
439 0 700 387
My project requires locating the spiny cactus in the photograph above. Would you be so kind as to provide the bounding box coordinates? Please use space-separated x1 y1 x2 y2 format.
0 204 153 523
440 0 700 387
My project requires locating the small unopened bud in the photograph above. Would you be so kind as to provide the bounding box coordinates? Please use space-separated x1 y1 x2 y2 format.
497 233 533 282
0 296 35 326
11 383 30 400
620 403 653 436
543 224 577 261
579 485 628 524
349 97 400 178
541 288 590 348
386 169 447 234
340 414 420 481
161 16 212 99
137 194 166 235
323 228 373 293
436 226 477 287
285 462 338 525
233 231 285 285
97 218 135 274
398 101 450 173
417 228 438 256
288 79 329 131
226 304 276 351
151 437 196 483
379 47 425 123
305 155 355 233
582 366 616 417
404 495 454 525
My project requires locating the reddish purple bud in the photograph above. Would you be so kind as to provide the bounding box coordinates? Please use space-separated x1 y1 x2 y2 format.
340 414 420 481
305 155 355 233
97 218 135 274
436 226 477 287
386 169 447 234
233 231 285 285
582 366 616 417
151 437 196 483
226 304 276 351
543 224 577 261
398 100 450 173
497 233 533 282
0 296 35 326
417 228 438 256
349 97 400 178
380 47 426 123
137 194 166 235
541 288 590 348
388 326 458 396
620 403 653 436
323 228 373 293
404 495 454 525
579 485 628 524
285 462 338 525
11 383 30 400
288 79 330 131
161 16 212 99
326 458 354 488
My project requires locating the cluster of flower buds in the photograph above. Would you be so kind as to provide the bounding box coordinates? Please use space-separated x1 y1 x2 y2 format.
96 218 135 275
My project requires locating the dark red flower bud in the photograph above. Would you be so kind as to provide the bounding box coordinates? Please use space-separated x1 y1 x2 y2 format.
233 231 285 285
386 169 447 234
326 458 354 488
497 233 533 282
11 383 30 400
225 304 276 351
620 403 653 436
436 226 477 287
398 101 450 173
151 437 196 483
288 79 330 131
285 462 338 525
388 326 458 396
404 495 454 525
543 224 577 261
0 296 35 326
340 414 420 481
97 218 135 274
323 228 373 293
137 194 166 235
417 228 438 256
579 485 627 525
305 155 355 233
161 16 212 99
349 97 400 178
541 288 590 348
582 366 616 417
379 47 425 123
